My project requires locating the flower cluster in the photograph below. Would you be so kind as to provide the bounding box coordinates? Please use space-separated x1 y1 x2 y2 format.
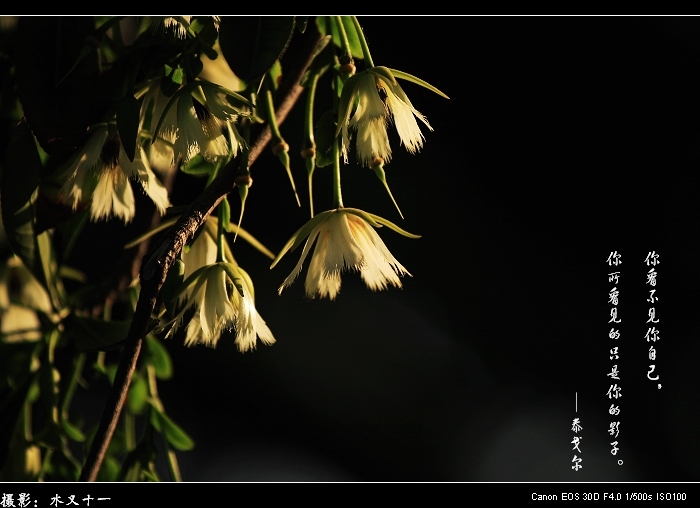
160 218 275 352
165 262 275 352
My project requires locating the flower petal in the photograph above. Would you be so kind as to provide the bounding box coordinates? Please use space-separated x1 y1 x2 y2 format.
279 224 323 295
60 125 109 208
90 167 135 222
276 209 414 300
383 81 431 155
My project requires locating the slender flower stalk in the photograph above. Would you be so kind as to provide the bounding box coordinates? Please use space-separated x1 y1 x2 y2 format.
335 17 355 64
332 137 343 208
351 16 374 67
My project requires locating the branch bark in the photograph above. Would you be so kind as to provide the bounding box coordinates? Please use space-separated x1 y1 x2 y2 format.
79 29 323 482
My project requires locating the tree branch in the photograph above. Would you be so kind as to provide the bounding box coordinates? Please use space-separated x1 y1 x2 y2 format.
79 29 323 482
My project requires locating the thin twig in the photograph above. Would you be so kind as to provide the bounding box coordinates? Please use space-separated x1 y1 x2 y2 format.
79 28 322 482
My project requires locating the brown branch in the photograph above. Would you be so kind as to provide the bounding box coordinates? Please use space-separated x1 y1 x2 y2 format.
79 29 323 482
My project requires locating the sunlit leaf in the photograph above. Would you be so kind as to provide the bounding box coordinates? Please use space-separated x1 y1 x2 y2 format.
180 153 217 176
150 406 194 451
145 335 173 380
61 418 85 443
127 373 149 414
316 17 363 60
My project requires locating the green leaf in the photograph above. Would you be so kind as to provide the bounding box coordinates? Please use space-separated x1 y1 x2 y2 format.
192 16 219 47
141 467 160 482
70 317 131 352
267 60 283 91
57 265 87 284
96 456 122 482
117 94 142 162
145 335 173 380
1 120 42 275
316 17 364 60
150 407 194 451
61 418 85 443
127 373 149 414
37 230 63 311
219 17 296 83
180 153 217 176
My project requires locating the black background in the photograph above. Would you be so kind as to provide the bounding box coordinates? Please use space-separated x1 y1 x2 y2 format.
27 16 700 482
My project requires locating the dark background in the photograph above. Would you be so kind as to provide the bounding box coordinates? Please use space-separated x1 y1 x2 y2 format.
146 17 700 481
11 16 700 482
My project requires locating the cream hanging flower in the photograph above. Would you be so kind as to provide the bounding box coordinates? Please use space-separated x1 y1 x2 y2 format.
164 261 275 352
59 124 170 223
150 81 247 167
271 208 420 300
337 67 433 167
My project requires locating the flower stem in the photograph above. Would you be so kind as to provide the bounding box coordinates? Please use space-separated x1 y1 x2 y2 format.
265 92 284 142
334 17 354 63
60 353 86 423
351 17 374 68
304 72 320 217
304 74 318 154
332 136 343 208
